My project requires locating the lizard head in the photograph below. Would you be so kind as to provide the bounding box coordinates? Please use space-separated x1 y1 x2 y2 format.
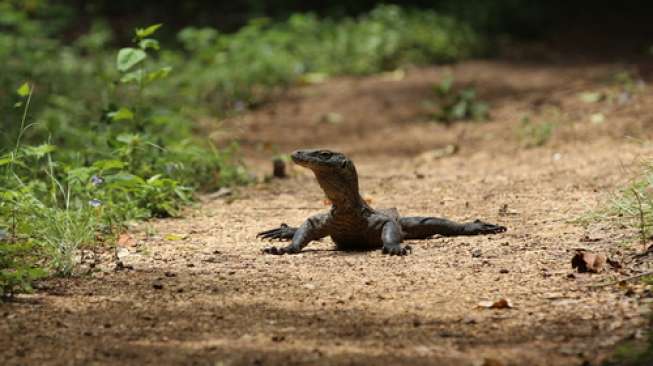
291 149 362 205
291 149 353 173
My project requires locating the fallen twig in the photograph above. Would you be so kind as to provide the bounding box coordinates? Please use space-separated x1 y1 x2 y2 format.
589 271 653 288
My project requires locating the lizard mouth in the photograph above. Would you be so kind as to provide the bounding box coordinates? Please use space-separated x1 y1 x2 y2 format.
290 150 308 165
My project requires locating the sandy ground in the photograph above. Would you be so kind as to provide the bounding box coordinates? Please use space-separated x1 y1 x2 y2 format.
2 60 653 366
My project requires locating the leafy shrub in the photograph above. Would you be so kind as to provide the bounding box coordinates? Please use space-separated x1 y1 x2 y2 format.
426 75 489 123
518 117 554 148
0 23 247 294
172 5 481 112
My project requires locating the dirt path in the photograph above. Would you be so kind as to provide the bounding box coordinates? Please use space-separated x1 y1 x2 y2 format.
2 61 653 366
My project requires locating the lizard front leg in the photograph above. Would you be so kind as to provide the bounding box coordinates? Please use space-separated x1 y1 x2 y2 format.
262 213 330 255
381 221 412 256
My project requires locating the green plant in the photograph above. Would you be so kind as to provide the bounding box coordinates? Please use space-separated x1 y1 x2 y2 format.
0 239 46 298
518 117 554 148
610 168 653 243
173 5 481 113
428 75 489 123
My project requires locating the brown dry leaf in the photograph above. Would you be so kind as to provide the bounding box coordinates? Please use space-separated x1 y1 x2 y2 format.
478 298 513 309
571 250 606 273
117 233 135 247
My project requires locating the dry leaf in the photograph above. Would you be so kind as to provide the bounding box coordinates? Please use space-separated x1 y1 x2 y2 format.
165 234 183 241
478 298 513 309
117 233 135 247
571 250 606 273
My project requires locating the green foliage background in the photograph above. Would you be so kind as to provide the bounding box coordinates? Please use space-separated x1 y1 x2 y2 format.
0 1 483 296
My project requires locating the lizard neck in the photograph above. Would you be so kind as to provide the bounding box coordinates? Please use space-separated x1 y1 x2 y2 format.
313 168 369 215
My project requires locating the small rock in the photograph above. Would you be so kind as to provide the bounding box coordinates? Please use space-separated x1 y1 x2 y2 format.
471 249 482 258
498 204 519 216
164 271 176 277
499 269 509 274
152 281 164 290
271 335 285 342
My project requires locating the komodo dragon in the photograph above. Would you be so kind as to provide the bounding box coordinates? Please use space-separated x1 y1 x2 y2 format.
257 149 506 256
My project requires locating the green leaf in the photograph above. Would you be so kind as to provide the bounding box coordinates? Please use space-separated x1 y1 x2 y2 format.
17 82 30 97
23 144 56 159
145 66 172 83
108 107 134 121
147 174 162 184
135 24 163 39
116 48 147 72
92 160 126 171
138 38 159 50
116 134 141 145
0 155 13 166
120 69 144 84
106 172 145 188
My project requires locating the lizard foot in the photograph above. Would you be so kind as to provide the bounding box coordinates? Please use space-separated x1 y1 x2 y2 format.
262 245 300 255
257 223 296 241
382 244 412 256
464 219 507 235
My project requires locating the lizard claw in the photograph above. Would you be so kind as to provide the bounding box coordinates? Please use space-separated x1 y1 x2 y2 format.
465 220 506 235
257 223 296 241
262 245 300 255
382 244 412 256
262 246 286 255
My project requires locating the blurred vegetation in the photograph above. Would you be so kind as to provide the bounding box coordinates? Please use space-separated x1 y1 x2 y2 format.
0 1 483 296
518 117 555 148
427 75 489 123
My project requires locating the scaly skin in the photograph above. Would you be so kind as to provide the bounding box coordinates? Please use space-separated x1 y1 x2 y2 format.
258 149 506 256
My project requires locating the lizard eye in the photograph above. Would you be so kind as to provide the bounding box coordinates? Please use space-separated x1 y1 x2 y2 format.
319 152 332 159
